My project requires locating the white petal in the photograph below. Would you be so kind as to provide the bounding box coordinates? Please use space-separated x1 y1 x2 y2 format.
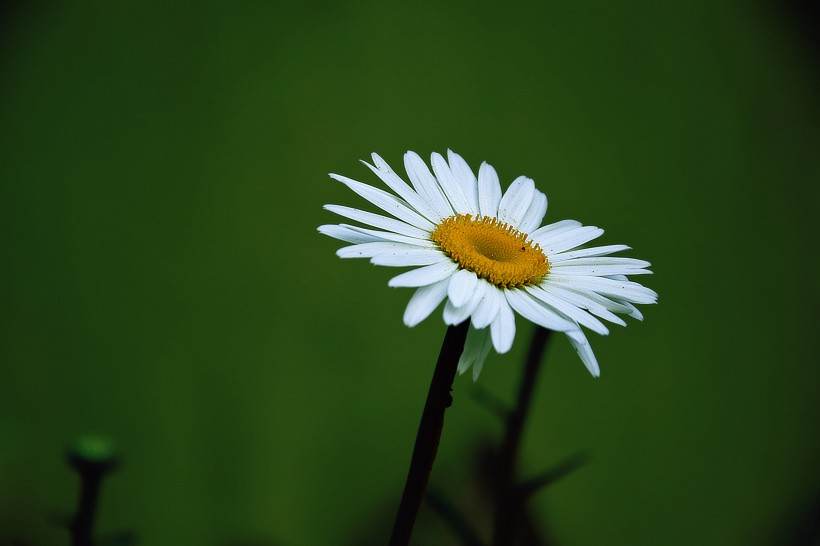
403 152 454 219
539 283 628 326
329 173 434 230
431 152 474 215
550 256 653 276
324 205 431 239
612 299 645 321
388 260 459 288
403 278 450 327
549 245 631 263
543 283 633 314
497 176 535 227
447 269 479 307
566 329 600 377
457 326 481 374
518 190 548 235
337 241 424 259
524 285 609 335
443 281 486 325
477 162 502 218
457 326 492 381
447 150 479 214
471 282 501 329
504 288 576 332
338 224 435 247
540 226 605 254
490 296 516 353
471 341 492 380
370 249 449 267
363 154 441 222
555 257 651 269
473 330 493 381
547 274 658 305
318 224 382 244
551 267 652 277
530 220 583 245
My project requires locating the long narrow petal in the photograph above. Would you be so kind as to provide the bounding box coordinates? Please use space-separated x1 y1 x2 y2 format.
543 283 634 313
324 205 431 239
431 152 474 215
403 152 454 219
504 288 576 332
477 162 502 218
566 329 600 377
540 226 605 254
550 256 653 277
457 326 492 381
547 274 658 305
447 150 479 214
443 281 486 325
490 295 516 353
525 285 609 335
457 326 483 374
550 266 652 276
370 249 449 267
471 334 493 380
388 260 459 288
403 278 450 327
471 281 501 329
318 224 382 244
554 257 651 269
529 220 583 245
447 269 479 308
539 283 628 326
339 224 436 247
611 299 645 320
363 154 441 222
518 190 548 235
549 245 631 263
337 241 425 259
329 173 434 230
497 176 535 227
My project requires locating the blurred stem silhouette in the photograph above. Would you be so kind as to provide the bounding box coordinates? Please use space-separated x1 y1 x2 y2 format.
426 488 484 546
492 327 552 546
67 436 119 546
389 321 470 546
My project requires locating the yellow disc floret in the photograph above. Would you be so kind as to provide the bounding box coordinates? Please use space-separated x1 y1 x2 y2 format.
430 214 550 288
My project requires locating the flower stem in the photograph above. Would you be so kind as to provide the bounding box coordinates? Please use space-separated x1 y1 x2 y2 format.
492 326 552 546
389 321 470 546
66 436 118 546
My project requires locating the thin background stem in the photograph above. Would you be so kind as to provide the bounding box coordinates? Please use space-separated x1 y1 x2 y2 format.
491 326 552 546
67 438 118 546
70 471 103 546
389 321 470 546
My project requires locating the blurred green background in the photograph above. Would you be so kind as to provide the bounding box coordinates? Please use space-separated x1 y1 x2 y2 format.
1 1 818 544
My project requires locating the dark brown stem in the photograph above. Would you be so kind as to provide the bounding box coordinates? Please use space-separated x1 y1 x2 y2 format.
491 327 552 546
389 321 470 546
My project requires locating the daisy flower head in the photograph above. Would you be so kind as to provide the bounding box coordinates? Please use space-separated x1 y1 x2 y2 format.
318 151 657 379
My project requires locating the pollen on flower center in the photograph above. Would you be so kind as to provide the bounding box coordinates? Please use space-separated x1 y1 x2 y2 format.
430 214 550 288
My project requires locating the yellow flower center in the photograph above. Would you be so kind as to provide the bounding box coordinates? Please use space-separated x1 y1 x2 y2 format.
430 214 550 288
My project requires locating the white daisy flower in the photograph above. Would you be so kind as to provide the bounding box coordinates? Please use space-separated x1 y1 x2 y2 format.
319 151 657 379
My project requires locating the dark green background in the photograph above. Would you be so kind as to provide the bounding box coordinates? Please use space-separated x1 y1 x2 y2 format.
1 1 818 545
